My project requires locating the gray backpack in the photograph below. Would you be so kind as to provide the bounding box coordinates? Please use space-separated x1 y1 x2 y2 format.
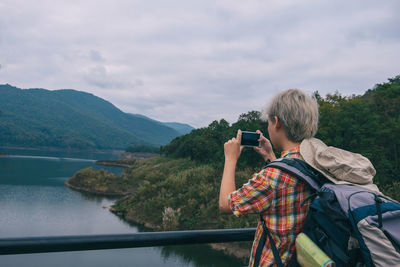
320 183 400 266
255 158 400 267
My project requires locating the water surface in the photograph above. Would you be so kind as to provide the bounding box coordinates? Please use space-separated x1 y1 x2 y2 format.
0 150 246 267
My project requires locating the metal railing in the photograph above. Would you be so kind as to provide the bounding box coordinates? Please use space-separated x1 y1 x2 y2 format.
0 228 256 255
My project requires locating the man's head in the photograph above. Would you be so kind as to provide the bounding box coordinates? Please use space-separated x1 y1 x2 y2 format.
261 89 318 150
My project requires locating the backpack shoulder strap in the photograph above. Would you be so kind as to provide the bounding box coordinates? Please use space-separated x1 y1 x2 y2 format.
266 158 326 191
253 214 283 267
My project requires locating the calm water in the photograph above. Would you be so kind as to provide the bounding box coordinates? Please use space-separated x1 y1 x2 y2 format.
0 149 245 267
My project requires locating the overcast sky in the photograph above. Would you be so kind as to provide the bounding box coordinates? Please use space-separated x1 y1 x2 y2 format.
1 0 399 128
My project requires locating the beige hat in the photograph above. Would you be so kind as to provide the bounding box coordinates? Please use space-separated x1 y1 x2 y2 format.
300 138 380 192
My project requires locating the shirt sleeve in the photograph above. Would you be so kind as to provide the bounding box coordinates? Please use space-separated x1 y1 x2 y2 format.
228 169 275 217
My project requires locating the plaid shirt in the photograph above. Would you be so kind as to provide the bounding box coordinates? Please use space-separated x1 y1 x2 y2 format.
228 146 311 267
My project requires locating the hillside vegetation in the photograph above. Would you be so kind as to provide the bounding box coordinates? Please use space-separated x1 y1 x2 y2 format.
68 76 400 233
0 84 189 149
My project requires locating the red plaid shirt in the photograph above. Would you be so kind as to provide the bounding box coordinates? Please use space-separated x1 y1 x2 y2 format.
228 146 311 266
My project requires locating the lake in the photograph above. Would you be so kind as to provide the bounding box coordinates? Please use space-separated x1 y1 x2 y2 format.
0 148 246 267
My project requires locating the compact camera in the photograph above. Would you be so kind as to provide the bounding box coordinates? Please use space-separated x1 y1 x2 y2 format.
240 131 262 147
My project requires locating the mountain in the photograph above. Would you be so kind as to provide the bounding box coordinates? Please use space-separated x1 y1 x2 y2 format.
129 114 194 135
162 122 194 135
0 84 192 149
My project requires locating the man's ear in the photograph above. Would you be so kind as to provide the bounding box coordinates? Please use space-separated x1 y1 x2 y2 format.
273 116 281 130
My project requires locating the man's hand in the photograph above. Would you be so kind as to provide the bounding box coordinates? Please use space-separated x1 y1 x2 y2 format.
254 130 276 162
224 130 244 162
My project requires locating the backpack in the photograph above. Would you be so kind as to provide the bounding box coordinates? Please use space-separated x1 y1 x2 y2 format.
254 158 400 267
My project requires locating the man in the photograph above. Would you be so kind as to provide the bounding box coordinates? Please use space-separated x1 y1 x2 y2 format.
219 89 319 266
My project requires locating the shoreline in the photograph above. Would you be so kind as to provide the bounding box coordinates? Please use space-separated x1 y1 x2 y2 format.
0 145 123 154
96 160 133 168
64 179 130 197
94 153 158 168
109 206 161 230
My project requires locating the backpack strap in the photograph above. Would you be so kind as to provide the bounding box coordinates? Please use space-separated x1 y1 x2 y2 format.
253 214 283 267
253 158 325 266
267 158 325 191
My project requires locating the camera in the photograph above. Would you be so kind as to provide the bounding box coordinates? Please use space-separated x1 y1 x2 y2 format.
240 131 262 147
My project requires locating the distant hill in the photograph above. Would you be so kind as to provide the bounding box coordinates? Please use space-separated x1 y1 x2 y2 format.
162 122 194 135
129 114 194 135
0 84 192 149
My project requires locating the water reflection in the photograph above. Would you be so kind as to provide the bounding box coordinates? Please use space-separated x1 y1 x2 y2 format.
161 244 248 267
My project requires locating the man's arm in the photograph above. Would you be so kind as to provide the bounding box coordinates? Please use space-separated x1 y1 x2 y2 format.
219 158 237 214
219 130 243 214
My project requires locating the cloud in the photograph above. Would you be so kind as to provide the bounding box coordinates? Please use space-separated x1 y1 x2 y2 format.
0 0 399 128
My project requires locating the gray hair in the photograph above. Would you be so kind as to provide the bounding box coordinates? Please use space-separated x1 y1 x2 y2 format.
261 89 319 142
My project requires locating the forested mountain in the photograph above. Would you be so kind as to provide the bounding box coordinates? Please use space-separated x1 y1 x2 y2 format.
129 114 194 135
0 84 191 149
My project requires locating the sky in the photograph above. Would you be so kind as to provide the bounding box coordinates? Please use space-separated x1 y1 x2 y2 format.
0 0 399 128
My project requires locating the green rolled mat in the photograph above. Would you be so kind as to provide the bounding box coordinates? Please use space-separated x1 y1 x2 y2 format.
295 233 335 267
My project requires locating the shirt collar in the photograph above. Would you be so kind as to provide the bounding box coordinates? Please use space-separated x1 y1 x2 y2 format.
281 145 300 158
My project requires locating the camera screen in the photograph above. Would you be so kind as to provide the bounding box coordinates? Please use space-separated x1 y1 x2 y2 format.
241 132 260 146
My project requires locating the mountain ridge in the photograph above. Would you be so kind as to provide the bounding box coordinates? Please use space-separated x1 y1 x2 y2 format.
0 84 193 149
129 113 194 135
